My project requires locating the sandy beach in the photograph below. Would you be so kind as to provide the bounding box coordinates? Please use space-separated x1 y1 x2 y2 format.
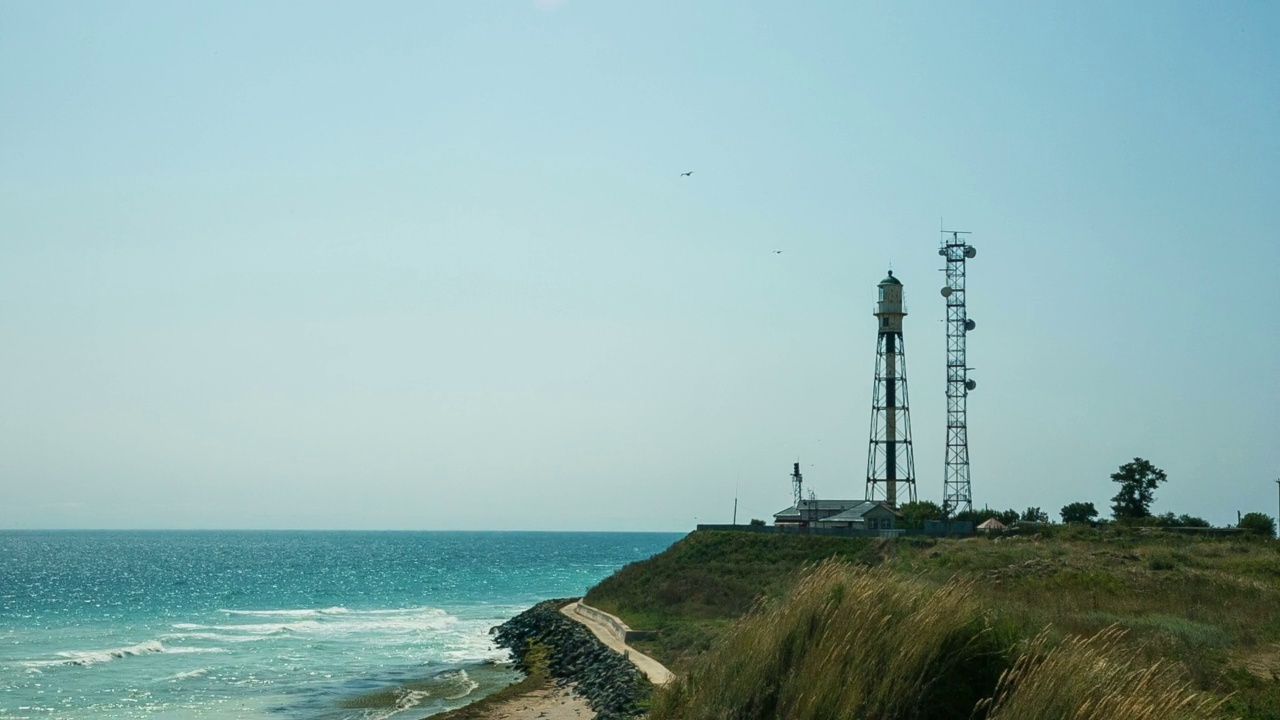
462 682 594 720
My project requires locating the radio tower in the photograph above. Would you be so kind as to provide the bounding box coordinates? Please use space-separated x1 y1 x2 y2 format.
866 271 916 506
940 231 977 516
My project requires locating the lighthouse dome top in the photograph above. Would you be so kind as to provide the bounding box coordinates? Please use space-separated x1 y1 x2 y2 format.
879 271 902 286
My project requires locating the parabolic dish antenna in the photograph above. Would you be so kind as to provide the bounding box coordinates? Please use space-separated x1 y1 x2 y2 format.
965 246 977 259
940 287 952 297
965 379 977 391
965 319 976 331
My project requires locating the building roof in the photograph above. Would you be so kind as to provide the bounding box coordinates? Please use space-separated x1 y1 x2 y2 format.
773 499 865 519
814 501 902 524
879 271 902 286
977 518 1006 530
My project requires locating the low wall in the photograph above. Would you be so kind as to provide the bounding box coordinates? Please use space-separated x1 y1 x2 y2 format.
576 602 657 644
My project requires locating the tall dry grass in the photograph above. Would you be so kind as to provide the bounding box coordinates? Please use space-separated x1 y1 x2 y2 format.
650 561 1227 720
976 626 1226 720
649 560 1006 720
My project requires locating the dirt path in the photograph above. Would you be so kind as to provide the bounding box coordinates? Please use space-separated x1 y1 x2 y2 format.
559 601 675 686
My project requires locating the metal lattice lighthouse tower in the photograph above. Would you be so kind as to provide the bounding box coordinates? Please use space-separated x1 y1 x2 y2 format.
940 231 977 515
866 271 917 506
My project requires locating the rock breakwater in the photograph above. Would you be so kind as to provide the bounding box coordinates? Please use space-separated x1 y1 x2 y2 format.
491 599 649 720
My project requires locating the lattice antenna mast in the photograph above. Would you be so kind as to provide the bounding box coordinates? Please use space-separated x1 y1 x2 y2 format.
790 462 804 509
865 271 917 506
940 231 977 516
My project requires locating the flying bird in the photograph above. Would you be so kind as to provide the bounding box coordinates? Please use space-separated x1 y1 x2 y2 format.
772 250 783 254
680 171 693 177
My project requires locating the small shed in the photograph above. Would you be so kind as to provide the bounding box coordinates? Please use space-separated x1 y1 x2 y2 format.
977 518 1006 533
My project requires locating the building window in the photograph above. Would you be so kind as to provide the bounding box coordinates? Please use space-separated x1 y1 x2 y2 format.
882 317 889 328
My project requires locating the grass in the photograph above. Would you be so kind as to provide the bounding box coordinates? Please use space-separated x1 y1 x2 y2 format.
977 626 1225 720
586 531 879 621
589 528 1280 718
1079 613 1232 650
649 562 1012 720
648 561 1225 720
584 531 879 669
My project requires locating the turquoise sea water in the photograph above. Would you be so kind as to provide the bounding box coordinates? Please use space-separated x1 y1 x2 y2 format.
0 531 681 719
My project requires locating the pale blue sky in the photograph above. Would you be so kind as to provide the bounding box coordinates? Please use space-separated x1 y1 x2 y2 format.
2 1 1277 530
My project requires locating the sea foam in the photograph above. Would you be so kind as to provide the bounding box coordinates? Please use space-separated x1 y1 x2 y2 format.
218 606 350 617
364 689 432 720
173 607 458 640
24 641 226 668
162 667 210 682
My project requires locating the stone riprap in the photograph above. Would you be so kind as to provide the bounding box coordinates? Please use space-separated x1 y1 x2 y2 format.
491 599 650 720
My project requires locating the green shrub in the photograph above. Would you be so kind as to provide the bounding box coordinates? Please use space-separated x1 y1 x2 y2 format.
1239 513 1276 538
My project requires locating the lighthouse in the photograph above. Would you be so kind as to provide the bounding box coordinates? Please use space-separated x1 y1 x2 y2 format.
866 271 917 506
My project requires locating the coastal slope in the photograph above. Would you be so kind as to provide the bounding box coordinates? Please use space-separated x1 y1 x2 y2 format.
586 527 1280 719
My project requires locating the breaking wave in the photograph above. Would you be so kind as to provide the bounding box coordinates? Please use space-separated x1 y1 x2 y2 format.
218 606 351 617
162 667 209 682
172 607 458 640
159 631 270 643
24 641 226 668
437 668 481 700
369 689 432 719
172 620 325 634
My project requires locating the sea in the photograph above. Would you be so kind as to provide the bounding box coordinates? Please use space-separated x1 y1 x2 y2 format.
0 531 681 720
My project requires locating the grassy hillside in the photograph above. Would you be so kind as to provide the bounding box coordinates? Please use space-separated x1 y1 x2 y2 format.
584 532 880 667
586 527 1280 719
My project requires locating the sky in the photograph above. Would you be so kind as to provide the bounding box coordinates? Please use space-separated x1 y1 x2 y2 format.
1 1 1277 531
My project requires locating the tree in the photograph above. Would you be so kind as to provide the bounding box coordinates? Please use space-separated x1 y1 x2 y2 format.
1238 512 1276 538
899 501 944 529
1110 458 1167 520
1152 513 1211 528
1021 507 1049 523
1176 514 1210 528
748 518 766 527
1060 501 1099 524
